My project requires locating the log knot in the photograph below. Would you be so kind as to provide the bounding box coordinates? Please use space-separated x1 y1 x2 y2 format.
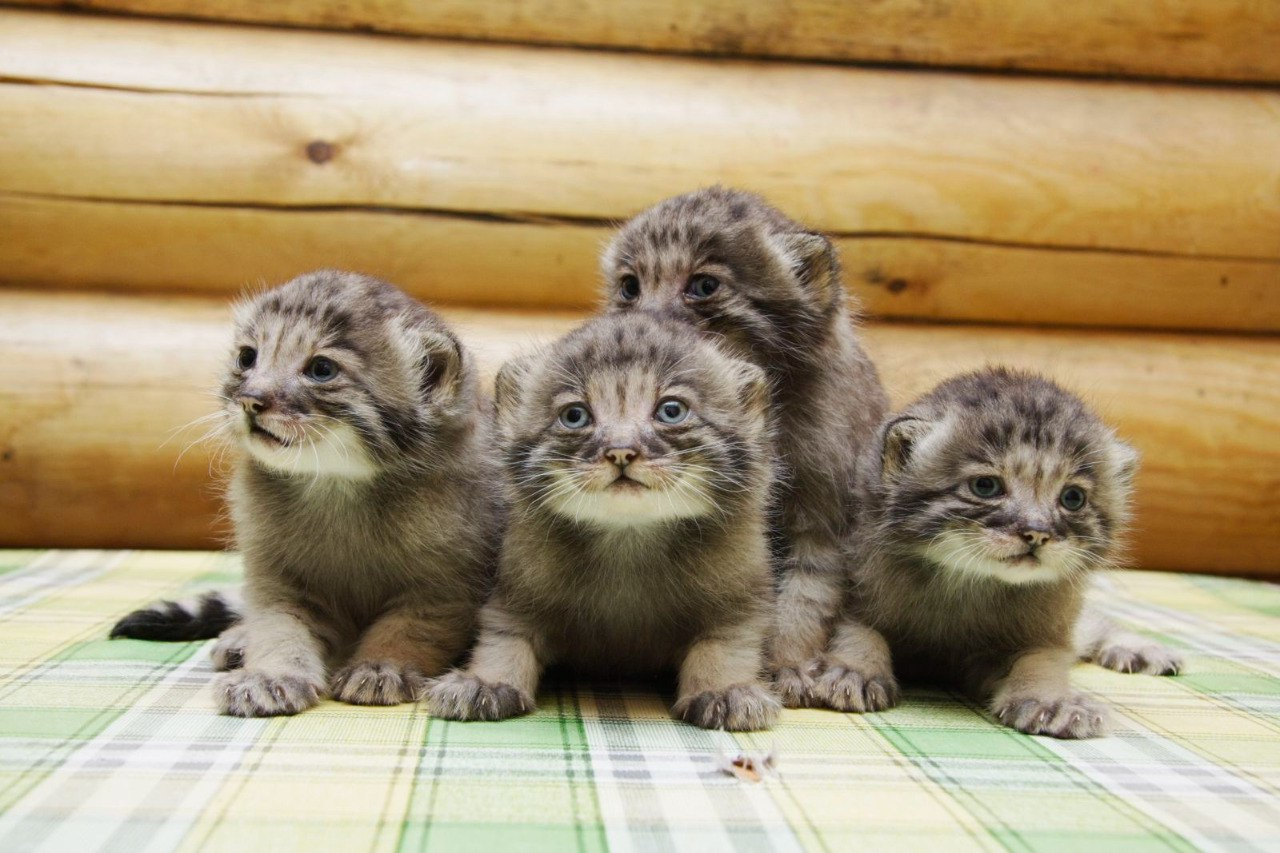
305 140 336 165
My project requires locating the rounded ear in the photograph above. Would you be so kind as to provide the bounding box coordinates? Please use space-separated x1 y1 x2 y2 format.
733 360 770 423
1112 439 1141 486
880 415 931 482
417 327 467 406
494 354 536 432
774 230 840 306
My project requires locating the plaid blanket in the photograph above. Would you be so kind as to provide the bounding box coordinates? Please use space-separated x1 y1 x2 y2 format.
0 550 1278 851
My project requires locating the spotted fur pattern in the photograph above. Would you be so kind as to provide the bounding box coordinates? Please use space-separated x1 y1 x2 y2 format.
428 313 781 731
599 187 889 706
819 368 1179 738
112 271 500 717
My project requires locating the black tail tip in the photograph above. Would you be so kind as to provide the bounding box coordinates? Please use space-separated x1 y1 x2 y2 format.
108 596 236 642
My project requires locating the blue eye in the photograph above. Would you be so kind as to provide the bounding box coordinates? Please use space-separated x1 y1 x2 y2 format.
1060 486 1087 511
686 274 720 299
969 476 1004 498
655 398 689 425
559 404 592 429
620 275 640 301
237 346 256 370
306 356 339 382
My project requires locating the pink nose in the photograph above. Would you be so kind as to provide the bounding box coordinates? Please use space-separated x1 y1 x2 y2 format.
1022 529 1051 547
238 394 267 415
605 447 638 467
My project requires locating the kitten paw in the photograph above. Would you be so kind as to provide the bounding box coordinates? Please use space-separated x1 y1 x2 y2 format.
993 692 1110 739
214 670 321 717
772 663 823 708
426 670 534 722
673 683 781 731
330 661 427 706
812 665 900 713
210 625 248 671
1095 641 1183 676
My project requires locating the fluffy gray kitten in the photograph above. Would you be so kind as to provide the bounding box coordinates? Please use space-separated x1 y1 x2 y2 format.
112 271 500 716
428 312 781 731
600 186 889 707
817 368 1182 738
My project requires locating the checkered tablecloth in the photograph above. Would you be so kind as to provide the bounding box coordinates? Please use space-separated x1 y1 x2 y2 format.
1 550 1278 851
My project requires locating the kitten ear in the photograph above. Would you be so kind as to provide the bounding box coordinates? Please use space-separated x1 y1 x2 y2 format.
1112 439 1141 486
733 361 770 422
494 355 535 431
417 328 467 406
774 230 840 305
880 415 931 481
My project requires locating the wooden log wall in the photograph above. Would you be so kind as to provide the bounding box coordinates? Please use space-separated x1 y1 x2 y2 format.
0 5 1276 575
10 0 1280 84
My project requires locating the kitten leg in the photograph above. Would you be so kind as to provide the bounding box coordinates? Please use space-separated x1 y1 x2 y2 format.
213 609 327 717
1075 605 1183 676
769 538 844 707
427 598 542 722
330 604 473 706
673 614 780 731
812 617 900 712
986 647 1110 739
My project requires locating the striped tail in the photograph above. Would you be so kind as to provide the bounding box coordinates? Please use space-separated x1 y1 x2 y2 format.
110 588 242 641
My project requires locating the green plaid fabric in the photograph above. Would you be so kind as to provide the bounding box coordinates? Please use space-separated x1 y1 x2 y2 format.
1 550 1279 851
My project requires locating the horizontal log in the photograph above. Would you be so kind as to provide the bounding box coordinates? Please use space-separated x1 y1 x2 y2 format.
5 194 1280 332
9 1 1280 85
2 10 1278 263
1 289 1276 577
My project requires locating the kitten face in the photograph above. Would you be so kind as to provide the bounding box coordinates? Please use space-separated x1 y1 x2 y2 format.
600 186 840 362
220 271 466 480
876 369 1138 586
498 313 769 529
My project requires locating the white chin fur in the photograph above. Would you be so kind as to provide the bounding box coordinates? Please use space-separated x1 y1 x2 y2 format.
546 473 713 527
241 421 377 481
920 530 1076 586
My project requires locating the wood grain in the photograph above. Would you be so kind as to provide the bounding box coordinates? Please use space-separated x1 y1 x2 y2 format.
5 194 1279 332
2 9 1278 261
2 289 1276 575
9 1 1280 84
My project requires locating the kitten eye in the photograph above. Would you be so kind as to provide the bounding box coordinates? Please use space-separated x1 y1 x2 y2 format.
305 356 340 383
969 476 1005 499
1060 486 1088 511
654 398 689 425
237 346 256 370
619 275 641 301
686 274 721 300
558 403 593 429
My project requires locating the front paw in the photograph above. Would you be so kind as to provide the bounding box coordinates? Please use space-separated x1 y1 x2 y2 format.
330 661 427 706
427 670 534 722
812 664 900 712
215 670 321 717
1096 641 1183 676
993 691 1110 739
772 662 822 708
210 624 249 671
673 683 781 731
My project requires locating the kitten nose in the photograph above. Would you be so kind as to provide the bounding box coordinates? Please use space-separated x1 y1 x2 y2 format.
238 394 268 415
1021 528 1052 548
605 447 639 467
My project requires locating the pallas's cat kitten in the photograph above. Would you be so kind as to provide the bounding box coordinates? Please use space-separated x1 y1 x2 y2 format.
112 271 499 716
817 368 1181 738
600 187 889 707
428 312 781 730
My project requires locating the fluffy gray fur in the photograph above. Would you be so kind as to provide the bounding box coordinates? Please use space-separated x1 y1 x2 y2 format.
818 367 1181 738
428 312 781 731
122 271 500 717
599 186 889 707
